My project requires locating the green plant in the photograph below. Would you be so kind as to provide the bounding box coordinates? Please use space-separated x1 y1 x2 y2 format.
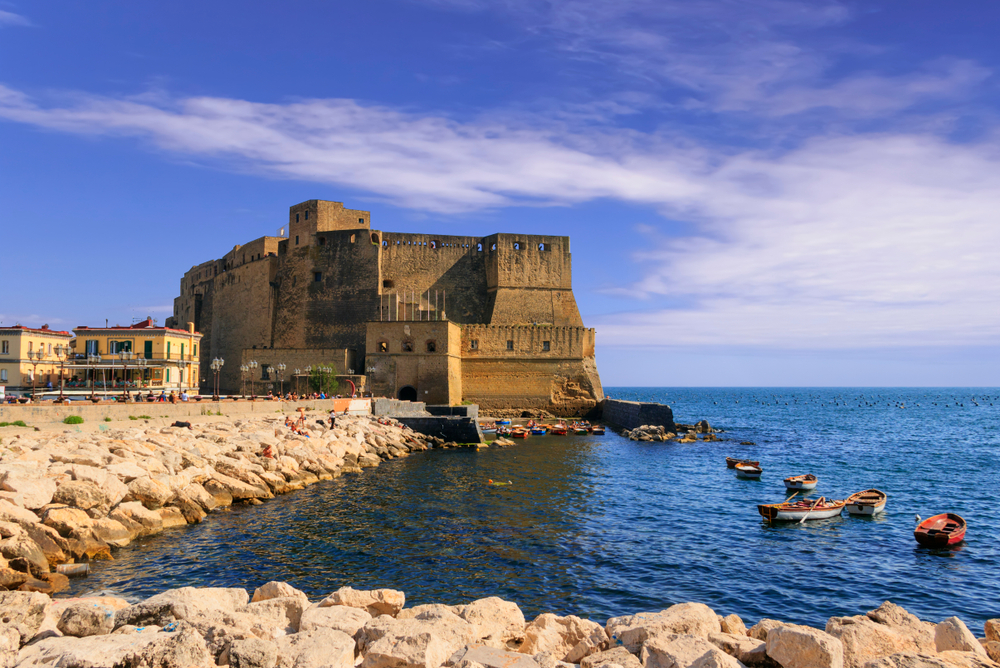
63 416 84 425
104 417 112 422
215 410 223 416
0 420 28 428
129 416 138 420
138 415 152 420
308 367 339 396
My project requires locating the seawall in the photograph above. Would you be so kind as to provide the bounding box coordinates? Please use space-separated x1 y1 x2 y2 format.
601 399 675 431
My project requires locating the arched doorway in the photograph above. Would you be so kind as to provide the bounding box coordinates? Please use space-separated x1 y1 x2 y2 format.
398 386 418 401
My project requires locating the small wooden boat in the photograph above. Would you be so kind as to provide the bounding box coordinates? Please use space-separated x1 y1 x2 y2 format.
574 428 589 435
551 427 567 435
590 425 605 435
914 513 966 548
758 496 846 522
510 429 529 439
496 419 511 426
530 427 547 435
845 489 887 515
735 464 762 479
726 457 760 469
783 474 818 491
481 427 497 434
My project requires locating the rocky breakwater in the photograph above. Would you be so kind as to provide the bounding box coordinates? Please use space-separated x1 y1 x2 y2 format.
623 420 719 443
0 414 444 593
2 586 999 668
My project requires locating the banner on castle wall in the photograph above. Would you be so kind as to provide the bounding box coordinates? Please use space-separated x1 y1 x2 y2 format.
331 398 370 415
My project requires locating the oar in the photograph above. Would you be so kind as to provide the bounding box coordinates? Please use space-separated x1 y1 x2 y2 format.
798 496 825 524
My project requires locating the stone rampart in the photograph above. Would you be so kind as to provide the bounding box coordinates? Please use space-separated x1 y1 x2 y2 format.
372 398 429 417
601 399 675 432
394 416 483 443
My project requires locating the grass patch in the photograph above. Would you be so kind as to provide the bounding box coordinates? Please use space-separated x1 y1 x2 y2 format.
63 416 84 425
104 417 112 422
0 420 28 428
128 416 138 420
137 415 152 420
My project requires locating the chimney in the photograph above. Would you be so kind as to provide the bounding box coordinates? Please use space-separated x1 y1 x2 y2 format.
187 322 195 333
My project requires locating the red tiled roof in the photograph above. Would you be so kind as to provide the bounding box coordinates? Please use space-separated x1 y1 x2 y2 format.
0 325 72 336
74 317 200 335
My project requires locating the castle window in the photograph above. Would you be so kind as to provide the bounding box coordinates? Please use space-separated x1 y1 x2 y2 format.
319 237 326 245
359 217 364 224
430 240 438 249
491 243 497 251
383 280 394 288
514 242 521 250
382 240 388 247
477 243 483 251
350 234 356 243
506 340 513 351
304 211 309 220
371 233 379 245
469 340 479 350
539 243 549 251
542 341 550 351
295 236 299 245
378 341 388 353
296 213 300 223
402 340 414 352
426 340 436 353
314 272 322 282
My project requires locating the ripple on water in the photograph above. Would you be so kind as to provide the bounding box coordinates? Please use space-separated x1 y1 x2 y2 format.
68 387 1000 629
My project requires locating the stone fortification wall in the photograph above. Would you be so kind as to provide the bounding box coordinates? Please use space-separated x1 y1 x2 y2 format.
394 416 483 443
601 399 676 431
372 398 428 417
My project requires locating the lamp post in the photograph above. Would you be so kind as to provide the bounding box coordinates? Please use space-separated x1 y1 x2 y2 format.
248 360 258 399
320 366 332 395
118 349 134 402
277 362 286 398
87 354 101 401
293 368 301 396
304 365 312 396
54 344 69 402
210 357 225 400
239 364 248 398
27 348 47 401
134 357 148 399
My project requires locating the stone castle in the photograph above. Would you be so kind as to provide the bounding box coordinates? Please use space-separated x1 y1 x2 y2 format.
167 200 603 414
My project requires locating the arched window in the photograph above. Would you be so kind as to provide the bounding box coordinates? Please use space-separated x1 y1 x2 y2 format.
477 243 483 251
514 242 520 250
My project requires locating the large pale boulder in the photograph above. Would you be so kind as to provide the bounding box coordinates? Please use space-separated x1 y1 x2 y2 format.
20 522 68 566
125 476 173 509
109 501 163 537
0 536 49 576
641 634 743 668
57 602 117 637
156 506 188 528
460 597 526 648
183 482 220 512
936 618 988 657
0 590 50 645
358 611 477 668
17 623 214 668
299 602 372 635
607 603 722 654
41 506 92 537
708 632 775 667
205 472 272 501
982 641 1000 664
274 628 355 668
52 480 108 514
451 644 541 668
861 652 996 667
749 620 785 642
0 473 56 510
70 464 129 507
0 624 17 668
986 621 1000 643
580 647 643 668
721 615 747 636
242 596 309 635
115 586 249 628
521 613 609 662
229 637 279 668
252 581 309 603
91 517 132 547
827 604 937 668
766 624 844 668
320 586 405 617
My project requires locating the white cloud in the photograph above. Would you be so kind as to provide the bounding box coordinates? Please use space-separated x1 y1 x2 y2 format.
0 10 30 27
1 84 998 350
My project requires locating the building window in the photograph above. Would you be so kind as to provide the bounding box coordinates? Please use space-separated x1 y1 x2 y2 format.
108 340 133 354
48 344 53 355
506 340 513 351
0 341 7 354
350 234 356 243
86 340 99 356
318 237 325 245
539 243 549 251
383 279 394 288
402 341 413 352
296 213 300 223
491 243 497 251
426 340 436 353
261 365 271 380
304 211 309 220
470 340 478 350
514 242 520 250
477 243 483 252
295 235 299 245
359 217 365 224
430 240 438 249
28 342 32 352
542 341 550 351
0 369 6 382
378 341 388 353
166 368 170 382
314 272 322 282
193 344 198 357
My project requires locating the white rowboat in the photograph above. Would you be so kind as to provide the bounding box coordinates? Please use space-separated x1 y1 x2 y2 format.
844 489 887 515
758 497 846 522
784 474 818 490
735 464 762 479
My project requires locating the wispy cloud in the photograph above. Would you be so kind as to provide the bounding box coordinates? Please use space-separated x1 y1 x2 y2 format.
2 82 997 349
0 10 30 27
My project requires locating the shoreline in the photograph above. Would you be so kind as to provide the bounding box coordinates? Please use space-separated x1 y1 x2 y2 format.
4 585 998 668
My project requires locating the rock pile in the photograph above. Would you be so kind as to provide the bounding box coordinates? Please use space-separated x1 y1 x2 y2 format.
2 589 996 668
623 420 719 443
0 414 437 593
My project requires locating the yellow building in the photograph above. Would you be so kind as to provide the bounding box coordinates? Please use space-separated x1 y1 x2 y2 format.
0 325 75 394
69 318 203 394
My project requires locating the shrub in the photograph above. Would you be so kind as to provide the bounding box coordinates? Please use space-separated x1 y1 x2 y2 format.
0 420 27 427
104 417 112 422
129 415 138 420
137 415 152 420
63 416 84 424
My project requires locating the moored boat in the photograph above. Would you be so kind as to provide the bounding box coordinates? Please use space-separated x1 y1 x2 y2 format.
574 428 589 435
914 513 966 548
726 457 760 469
590 425 605 435
530 427 547 435
551 427 568 435
845 489 887 515
510 429 529 439
496 419 511 426
735 464 762 479
783 474 818 490
758 496 846 522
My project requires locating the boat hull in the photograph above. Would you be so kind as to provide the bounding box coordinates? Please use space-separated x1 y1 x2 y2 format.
784 481 818 490
736 467 762 479
758 501 846 522
845 500 886 515
726 457 760 469
914 513 966 547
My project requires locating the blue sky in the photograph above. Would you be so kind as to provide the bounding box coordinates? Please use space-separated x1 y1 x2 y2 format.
2 1 998 386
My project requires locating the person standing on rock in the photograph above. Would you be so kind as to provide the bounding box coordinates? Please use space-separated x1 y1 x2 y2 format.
328 408 337 430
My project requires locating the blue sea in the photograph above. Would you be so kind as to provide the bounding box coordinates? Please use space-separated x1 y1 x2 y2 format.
68 388 1000 630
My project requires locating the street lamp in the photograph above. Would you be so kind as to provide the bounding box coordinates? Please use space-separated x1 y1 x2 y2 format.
293 368 301 396
134 357 148 398
277 362 286 398
304 365 312 396
210 357 225 400
239 364 248 398
27 348 47 401
54 344 70 402
87 354 102 401
248 360 258 399
118 349 134 402
320 366 332 395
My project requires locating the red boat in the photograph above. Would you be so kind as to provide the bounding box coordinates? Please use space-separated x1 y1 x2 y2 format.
914 513 966 548
510 429 529 439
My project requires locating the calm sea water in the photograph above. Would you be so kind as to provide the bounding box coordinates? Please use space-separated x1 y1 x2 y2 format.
67 388 1000 630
